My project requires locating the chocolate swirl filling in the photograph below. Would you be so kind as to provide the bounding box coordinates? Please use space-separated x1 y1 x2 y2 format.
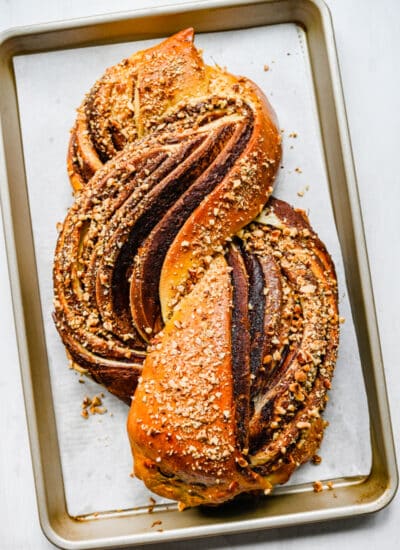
55 100 257 403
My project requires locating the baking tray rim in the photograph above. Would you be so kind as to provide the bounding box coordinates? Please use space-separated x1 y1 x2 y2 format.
0 0 398 548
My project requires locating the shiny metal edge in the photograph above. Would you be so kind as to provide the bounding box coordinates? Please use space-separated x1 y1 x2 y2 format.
316 0 398 507
0 0 397 548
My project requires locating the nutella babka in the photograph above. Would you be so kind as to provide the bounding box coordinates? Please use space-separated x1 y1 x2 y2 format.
53 29 339 508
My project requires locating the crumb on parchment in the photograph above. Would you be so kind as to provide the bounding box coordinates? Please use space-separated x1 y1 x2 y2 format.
81 393 107 418
297 185 310 198
312 454 322 465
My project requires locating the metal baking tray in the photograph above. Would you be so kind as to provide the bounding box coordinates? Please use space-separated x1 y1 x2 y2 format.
0 0 397 548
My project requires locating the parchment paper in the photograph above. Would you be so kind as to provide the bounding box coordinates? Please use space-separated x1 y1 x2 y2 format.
13 23 371 517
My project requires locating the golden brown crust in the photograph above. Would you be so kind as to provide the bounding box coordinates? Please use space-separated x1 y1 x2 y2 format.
55 29 338 508
158 76 281 320
244 199 338 484
128 257 271 506
68 28 217 192
128 198 339 507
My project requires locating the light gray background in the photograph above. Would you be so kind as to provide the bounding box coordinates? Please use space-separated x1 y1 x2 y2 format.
0 0 399 548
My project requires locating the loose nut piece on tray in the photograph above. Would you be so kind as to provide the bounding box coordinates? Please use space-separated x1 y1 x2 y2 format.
53 28 339 508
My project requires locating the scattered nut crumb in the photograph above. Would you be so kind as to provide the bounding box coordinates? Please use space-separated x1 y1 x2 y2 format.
263 64 269 71
295 167 302 174
339 316 346 324
92 406 107 415
289 132 298 138
82 396 91 408
81 394 108 418
327 481 334 490
91 395 101 407
312 454 322 465
297 185 309 197
313 480 323 493
148 496 156 513
151 520 162 528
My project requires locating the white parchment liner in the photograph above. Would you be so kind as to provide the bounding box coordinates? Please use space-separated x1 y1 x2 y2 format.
13 23 371 517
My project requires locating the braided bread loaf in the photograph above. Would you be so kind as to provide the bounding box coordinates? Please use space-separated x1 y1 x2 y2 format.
54 29 339 507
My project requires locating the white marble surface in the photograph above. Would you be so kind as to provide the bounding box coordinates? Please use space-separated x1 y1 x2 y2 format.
0 0 399 548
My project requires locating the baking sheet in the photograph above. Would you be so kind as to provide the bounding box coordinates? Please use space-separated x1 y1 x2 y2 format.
13 22 372 518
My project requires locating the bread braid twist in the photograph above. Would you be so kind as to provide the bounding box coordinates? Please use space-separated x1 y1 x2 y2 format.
53 29 338 507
